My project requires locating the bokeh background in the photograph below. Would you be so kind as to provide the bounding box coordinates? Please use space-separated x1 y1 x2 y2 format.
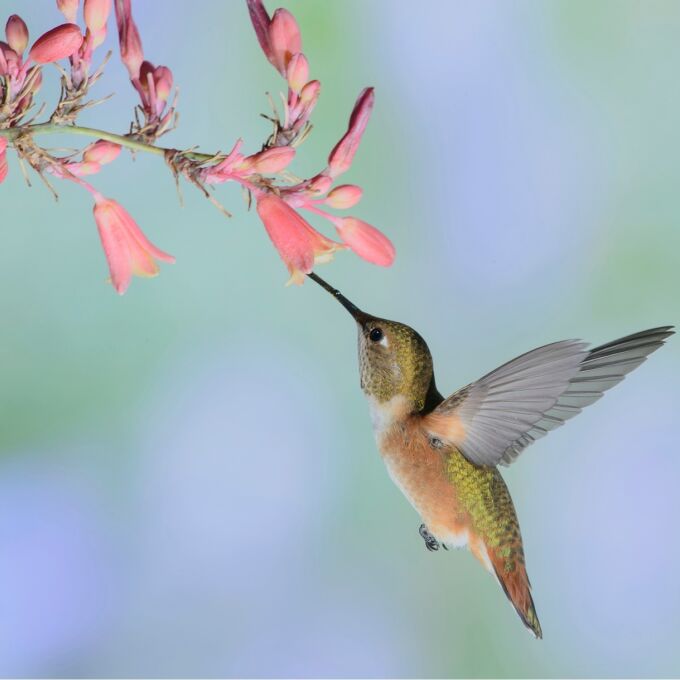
2 1 680 677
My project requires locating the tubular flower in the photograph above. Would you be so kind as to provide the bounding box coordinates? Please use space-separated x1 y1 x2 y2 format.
256 192 344 285
93 195 174 294
57 0 80 23
83 0 111 48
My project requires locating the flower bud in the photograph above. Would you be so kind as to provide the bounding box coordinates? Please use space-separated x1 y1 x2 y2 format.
153 65 172 101
114 0 144 79
83 140 121 164
286 52 308 93
268 8 301 74
57 0 80 23
326 184 363 209
334 217 394 266
29 23 83 64
328 87 374 178
84 0 111 35
6 15 29 55
241 146 295 175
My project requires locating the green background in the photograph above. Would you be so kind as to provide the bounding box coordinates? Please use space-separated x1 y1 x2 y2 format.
2 1 679 676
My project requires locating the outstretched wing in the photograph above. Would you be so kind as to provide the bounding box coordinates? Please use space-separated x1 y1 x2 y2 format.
424 327 674 467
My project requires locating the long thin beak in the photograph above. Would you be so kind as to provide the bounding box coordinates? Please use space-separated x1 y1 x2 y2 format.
307 272 367 322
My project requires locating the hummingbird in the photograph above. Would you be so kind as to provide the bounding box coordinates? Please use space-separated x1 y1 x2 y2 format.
308 271 673 638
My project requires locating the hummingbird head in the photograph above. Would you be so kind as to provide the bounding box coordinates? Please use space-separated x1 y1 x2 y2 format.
308 272 441 413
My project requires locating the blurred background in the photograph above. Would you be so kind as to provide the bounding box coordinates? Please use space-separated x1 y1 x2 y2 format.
2 1 680 677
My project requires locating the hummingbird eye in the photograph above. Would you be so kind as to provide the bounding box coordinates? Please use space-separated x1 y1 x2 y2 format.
369 327 384 343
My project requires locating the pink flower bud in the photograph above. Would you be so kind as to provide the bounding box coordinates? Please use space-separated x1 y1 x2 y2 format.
325 184 363 209
306 174 333 195
84 0 111 35
93 195 174 294
83 140 121 164
114 0 143 79
0 138 8 184
153 65 172 101
286 52 308 92
334 217 395 267
328 87 374 178
57 0 80 23
241 146 295 175
6 15 29 55
268 8 301 75
246 0 272 62
256 192 342 285
29 23 83 64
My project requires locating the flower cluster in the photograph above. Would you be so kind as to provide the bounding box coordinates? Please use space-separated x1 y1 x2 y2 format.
0 15 81 127
114 0 175 141
0 0 394 295
244 1 394 283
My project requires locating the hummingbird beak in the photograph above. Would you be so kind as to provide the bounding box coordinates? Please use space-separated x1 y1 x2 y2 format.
307 272 368 323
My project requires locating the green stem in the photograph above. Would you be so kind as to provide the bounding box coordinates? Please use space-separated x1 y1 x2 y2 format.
0 122 220 162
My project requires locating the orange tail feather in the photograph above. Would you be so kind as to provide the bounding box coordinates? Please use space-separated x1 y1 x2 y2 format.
486 543 542 639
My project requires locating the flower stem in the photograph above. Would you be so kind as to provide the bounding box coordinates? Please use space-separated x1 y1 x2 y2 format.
0 123 220 162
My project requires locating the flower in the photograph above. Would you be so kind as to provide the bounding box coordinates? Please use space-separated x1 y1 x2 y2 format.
0 138 8 184
333 217 395 267
114 0 143 79
84 0 112 48
325 184 362 209
83 139 121 164
57 0 80 23
6 15 29 56
93 195 174 294
28 23 83 64
256 192 343 285
328 87 374 178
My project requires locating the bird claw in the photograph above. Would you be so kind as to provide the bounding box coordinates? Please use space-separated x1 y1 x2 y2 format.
419 523 441 552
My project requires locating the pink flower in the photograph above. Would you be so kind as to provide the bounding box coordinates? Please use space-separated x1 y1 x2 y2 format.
256 192 343 285
57 0 80 23
268 8 301 75
246 1 301 76
286 52 308 93
84 0 112 48
83 139 121 164
114 0 143 79
0 138 8 184
325 184 362 209
6 15 29 56
238 146 295 175
29 23 83 64
93 195 174 294
328 87 374 178
333 216 395 267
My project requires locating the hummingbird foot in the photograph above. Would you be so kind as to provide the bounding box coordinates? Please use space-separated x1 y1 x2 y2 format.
419 523 441 552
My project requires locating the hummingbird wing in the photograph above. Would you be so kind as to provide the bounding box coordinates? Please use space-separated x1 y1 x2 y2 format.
424 326 674 467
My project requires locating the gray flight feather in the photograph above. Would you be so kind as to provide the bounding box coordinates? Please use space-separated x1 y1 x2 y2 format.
433 327 674 467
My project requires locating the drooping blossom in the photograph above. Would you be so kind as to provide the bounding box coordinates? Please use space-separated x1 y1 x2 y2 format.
256 192 343 285
93 195 175 294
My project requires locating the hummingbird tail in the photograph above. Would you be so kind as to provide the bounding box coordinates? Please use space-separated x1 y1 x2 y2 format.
487 546 543 639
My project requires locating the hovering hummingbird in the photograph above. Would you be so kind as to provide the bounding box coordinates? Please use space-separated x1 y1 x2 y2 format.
308 271 673 638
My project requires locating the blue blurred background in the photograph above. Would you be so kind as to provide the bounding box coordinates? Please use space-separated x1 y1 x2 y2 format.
2 1 680 676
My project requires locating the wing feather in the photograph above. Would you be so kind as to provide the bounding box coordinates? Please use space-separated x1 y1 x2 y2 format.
425 327 673 467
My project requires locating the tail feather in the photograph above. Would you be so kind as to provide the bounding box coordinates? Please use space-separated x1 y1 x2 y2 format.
489 547 542 639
